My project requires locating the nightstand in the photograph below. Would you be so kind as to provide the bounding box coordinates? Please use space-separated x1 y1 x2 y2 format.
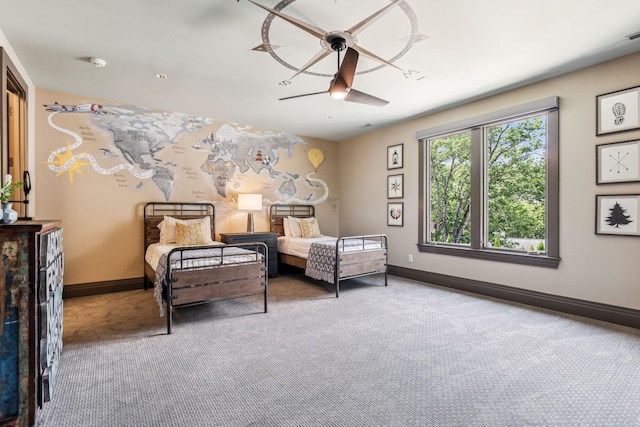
220 232 279 277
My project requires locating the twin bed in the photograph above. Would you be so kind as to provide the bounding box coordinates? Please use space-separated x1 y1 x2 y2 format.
269 204 388 297
144 202 388 333
144 202 268 334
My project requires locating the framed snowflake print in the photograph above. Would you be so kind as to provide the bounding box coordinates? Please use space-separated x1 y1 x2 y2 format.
596 194 640 236
596 140 640 184
596 86 640 136
387 202 404 226
387 143 403 169
387 174 404 199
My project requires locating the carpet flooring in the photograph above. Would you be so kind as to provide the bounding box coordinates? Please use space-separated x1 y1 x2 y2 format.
38 272 640 426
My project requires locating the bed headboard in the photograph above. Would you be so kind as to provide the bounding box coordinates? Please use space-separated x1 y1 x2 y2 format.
269 204 315 236
144 202 215 248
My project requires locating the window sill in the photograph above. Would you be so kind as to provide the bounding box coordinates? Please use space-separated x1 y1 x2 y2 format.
417 243 560 269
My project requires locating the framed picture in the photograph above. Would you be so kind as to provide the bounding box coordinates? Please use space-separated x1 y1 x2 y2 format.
387 174 404 199
387 202 404 226
387 143 403 169
596 139 640 184
596 85 640 136
595 194 640 236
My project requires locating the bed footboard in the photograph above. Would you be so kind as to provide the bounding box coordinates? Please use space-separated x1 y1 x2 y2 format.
335 234 387 297
152 242 268 334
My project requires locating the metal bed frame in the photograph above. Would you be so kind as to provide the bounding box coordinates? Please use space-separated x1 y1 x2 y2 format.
269 204 387 297
144 202 268 333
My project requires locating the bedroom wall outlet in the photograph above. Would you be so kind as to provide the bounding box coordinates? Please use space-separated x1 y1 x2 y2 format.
408 254 413 263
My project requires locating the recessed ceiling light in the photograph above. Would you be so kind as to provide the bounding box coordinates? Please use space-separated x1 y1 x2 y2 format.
155 73 168 79
89 57 106 67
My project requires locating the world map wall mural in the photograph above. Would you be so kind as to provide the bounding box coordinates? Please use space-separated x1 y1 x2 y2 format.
41 101 329 204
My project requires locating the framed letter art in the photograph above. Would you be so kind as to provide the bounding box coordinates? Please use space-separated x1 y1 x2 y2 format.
387 202 403 226
595 194 640 236
387 143 403 169
596 140 640 184
387 174 404 199
596 86 640 136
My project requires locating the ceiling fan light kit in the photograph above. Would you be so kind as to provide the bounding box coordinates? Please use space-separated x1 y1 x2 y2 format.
330 89 347 100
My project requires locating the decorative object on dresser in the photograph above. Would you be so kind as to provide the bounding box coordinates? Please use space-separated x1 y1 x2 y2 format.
237 193 263 233
143 202 268 334
220 232 279 277
1 174 23 224
0 220 63 427
2 202 18 224
269 204 387 297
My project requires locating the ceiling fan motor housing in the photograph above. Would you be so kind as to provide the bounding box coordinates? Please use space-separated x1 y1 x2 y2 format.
321 31 356 52
329 36 347 52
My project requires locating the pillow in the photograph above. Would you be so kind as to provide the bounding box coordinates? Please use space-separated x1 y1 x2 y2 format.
158 215 213 244
157 216 176 243
287 216 303 237
300 217 322 238
282 217 291 237
175 222 208 245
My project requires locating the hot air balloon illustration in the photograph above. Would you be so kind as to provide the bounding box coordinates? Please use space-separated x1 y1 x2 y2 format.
612 102 626 125
308 148 324 171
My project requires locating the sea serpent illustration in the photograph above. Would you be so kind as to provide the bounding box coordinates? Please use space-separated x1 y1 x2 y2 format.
264 172 328 205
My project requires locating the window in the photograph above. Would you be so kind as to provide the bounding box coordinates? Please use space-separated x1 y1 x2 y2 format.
417 97 559 268
429 131 472 245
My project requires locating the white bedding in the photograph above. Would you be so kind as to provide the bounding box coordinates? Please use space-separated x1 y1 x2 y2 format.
145 241 225 271
146 242 264 316
277 236 335 259
277 235 385 259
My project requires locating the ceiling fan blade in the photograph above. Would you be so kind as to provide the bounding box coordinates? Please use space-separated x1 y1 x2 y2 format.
344 88 389 107
279 91 327 101
337 47 359 89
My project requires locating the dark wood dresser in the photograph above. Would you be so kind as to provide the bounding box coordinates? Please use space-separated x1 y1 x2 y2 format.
0 220 63 427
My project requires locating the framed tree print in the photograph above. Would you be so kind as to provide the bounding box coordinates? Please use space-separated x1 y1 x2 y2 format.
387 174 404 198
596 194 640 236
387 202 403 226
596 140 640 184
387 143 403 169
596 86 640 136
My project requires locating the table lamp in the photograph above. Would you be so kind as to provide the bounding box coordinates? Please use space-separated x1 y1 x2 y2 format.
238 193 262 233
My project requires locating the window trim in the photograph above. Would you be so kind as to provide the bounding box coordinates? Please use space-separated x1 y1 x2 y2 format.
416 97 560 269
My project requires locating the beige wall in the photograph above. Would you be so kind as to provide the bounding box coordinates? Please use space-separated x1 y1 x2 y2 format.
339 52 640 310
34 88 338 286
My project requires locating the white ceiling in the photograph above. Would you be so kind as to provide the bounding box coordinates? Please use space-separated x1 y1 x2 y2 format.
2 0 640 141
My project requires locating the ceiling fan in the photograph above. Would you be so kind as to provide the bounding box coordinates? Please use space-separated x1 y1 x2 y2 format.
279 36 389 107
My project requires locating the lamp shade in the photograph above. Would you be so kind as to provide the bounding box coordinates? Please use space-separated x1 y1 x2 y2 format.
238 194 262 211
